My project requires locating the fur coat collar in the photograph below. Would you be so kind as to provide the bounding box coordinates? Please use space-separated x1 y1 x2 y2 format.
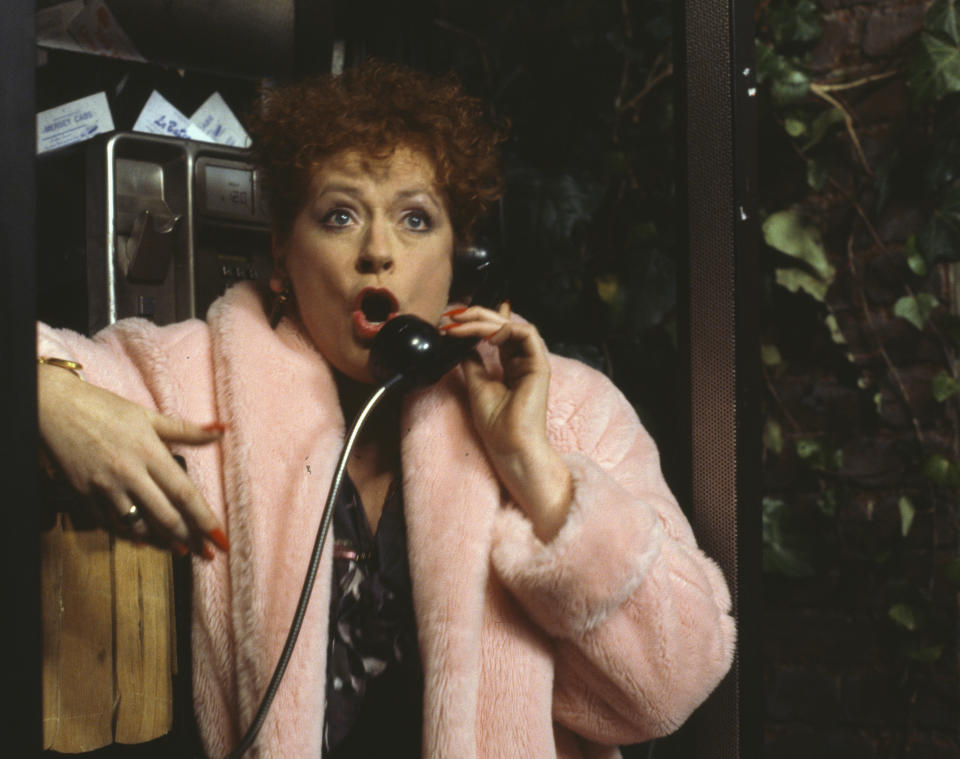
194 283 541 758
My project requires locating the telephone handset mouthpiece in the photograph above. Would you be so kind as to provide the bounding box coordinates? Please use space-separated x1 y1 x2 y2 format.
368 243 502 390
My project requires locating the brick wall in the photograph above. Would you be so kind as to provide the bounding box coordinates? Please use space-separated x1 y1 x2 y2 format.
760 0 959 756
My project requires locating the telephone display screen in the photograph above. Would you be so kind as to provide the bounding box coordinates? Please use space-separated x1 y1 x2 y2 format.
204 164 254 217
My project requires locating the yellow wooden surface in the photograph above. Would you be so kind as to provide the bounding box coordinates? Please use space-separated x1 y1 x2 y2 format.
42 515 114 752
41 514 175 752
113 539 175 744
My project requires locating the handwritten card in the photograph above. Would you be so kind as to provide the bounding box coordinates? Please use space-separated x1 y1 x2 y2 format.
133 91 209 142
190 93 251 148
37 92 115 154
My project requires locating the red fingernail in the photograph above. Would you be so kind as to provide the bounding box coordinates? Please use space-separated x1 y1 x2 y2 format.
209 528 230 552
441 307 468 317
200 541 216 561
202 422 229 433
172 541 189 557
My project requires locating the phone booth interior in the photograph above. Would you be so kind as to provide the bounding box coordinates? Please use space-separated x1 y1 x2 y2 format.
26 1 758 757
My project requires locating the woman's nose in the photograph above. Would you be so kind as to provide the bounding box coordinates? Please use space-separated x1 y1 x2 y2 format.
357 223 394 274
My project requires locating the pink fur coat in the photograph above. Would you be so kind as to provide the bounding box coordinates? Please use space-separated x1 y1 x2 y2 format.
38 282 735 758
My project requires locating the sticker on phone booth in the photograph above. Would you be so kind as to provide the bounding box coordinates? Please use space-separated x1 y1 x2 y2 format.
36 92 115 154
190 93 252 148
133 91 210 142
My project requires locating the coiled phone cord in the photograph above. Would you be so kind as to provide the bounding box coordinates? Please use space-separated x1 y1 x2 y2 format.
224 373 404 759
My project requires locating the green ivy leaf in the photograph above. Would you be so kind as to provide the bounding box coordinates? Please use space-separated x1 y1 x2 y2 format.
825 314 846 344
923 453 960 486
774 70 813 105
802 107 844 151
763 209 836 281
595 273 623 308
768 0 822 46
762 344 783 366
932 370 960 401
755 43 812 104
893 293 940 330
775 268 830 301
806 159 828 191
909 32 960 101
899 496 916 537
784 117 807 137
927 0 960 45
889 603 919 631
905 235 928 276
796 438 821 460
764 418 784 455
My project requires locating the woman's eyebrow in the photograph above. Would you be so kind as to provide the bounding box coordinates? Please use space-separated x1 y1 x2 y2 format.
314 183 364 199
395 188 442 207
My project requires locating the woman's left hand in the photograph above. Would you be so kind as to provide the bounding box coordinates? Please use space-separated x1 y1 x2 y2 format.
443 303 572 541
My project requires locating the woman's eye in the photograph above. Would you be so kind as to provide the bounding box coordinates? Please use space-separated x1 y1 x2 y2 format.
404 211 432 231
322 209 353 227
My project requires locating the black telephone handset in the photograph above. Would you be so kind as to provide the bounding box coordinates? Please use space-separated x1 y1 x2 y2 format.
368 243 503 389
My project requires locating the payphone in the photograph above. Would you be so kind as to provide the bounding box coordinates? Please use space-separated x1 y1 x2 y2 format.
39 130 272 336
36 131 272 754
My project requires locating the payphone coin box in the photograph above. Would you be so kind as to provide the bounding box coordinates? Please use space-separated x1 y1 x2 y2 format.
79 131 271 334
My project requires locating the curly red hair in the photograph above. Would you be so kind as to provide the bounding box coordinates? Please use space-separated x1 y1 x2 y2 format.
247 60 507 246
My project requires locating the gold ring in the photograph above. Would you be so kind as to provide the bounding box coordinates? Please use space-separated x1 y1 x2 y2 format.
118 504 143 526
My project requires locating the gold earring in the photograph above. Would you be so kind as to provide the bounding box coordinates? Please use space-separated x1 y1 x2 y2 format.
270 281 291 329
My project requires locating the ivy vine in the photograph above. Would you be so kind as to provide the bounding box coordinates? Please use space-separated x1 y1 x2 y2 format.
757 0 960 696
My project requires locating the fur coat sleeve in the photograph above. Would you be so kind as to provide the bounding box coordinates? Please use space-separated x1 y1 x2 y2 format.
489 353 736 744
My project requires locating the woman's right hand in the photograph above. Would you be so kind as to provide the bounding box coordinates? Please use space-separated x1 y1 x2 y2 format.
37 363 229 558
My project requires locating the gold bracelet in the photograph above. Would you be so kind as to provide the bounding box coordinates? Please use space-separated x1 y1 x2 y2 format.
37 356 84 380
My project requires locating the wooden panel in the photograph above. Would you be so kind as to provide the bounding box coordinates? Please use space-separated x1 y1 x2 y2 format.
113 540 175 744
41 515 176 752
42 515 114 752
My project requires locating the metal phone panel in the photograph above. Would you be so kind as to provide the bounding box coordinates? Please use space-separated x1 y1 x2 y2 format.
86 132 192 332
84 132 271 333
193 152 272 319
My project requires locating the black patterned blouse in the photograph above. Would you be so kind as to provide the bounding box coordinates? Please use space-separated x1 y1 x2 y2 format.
323 474 423 757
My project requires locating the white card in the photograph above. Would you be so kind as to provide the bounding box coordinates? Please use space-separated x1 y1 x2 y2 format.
66 0 144 62
133 91 210 142
37 92 115 154
190 93 252 148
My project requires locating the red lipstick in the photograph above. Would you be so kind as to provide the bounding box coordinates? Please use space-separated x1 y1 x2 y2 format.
352 287 399 341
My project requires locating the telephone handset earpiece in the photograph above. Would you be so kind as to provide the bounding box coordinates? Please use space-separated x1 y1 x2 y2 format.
368 243 502 389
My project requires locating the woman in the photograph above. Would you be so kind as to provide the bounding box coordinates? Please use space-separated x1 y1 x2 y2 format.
38 61 734 758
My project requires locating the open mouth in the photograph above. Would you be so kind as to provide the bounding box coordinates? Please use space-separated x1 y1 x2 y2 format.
360 289 397 322
352 287 399 340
